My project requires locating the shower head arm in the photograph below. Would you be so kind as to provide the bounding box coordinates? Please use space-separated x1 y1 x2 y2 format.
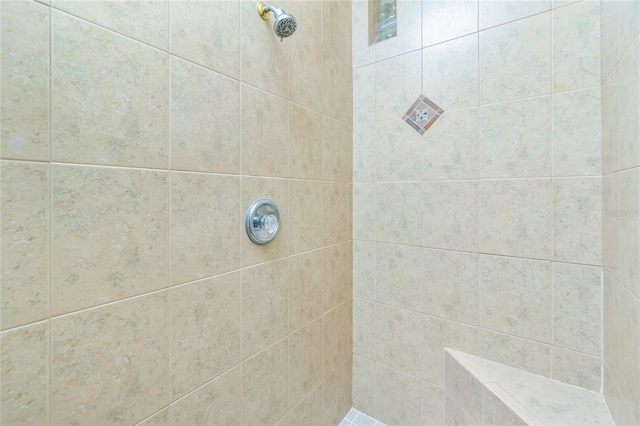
258 2 284 20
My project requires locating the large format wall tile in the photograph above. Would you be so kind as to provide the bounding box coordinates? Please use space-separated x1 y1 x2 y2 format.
479 96 551 178
376 304 424 379
480 0 550 29
0 1 49 161
321 359 352 425
242 339 289 426
170 366 241 426
376 244 423 311
618 168 640 297
480 179 552 259
323 47 353 124
289 32 322 112
51 293 169 425
322 301 352 377
553 177 602 265
479 13 551 104
375 363 422 426
353 240 376 300
51 11 169 168
1 162 49 329
242 260 289 360
322 1 352 66
353 297 376 359
170 172 240 284
323 182 352 246
422 0 478 47
422 34 479 110
552 347 601 392
617 37 640 171
289 104 322 180
278 386 322 426
170 272 241 399
552 88 602 176
0 321 48 425
351 0 375 68
479 255 552 342
51 165 168 315
323 242 352 311
353 65 375 126
288 250 323 330
322 116 352 182
375 51 421 122
479 329 551 376
376 183 422 246
171 58 241 174
289 180 323 253
552 0 601 91
374 0 421 61
241 85 289 177
170 0 240 79
54 0 169 50
288 318 322 407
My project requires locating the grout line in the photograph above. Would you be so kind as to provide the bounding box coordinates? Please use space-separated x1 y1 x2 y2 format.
47 3 53 423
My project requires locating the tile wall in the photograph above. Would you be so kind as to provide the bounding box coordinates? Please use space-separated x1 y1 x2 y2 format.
352 1 603 424
601 1 640 424
0 0 353 424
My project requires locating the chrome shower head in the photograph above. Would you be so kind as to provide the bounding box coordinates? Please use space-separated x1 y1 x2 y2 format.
257 2 297 42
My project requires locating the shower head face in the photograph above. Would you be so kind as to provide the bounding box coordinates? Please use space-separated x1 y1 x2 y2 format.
273 13 297 40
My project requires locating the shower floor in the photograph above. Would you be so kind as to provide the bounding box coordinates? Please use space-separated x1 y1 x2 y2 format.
340 408 386 426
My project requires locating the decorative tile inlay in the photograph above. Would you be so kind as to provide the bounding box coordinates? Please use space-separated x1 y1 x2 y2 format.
402 95 444 135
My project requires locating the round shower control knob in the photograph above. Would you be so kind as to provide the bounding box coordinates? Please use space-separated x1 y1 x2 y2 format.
245 199 281 245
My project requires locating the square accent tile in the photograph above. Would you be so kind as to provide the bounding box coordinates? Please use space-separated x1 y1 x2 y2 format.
402 95 444 135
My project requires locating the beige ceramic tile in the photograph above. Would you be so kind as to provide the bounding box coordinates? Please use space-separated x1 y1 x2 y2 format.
51 165 168 315
423 181 479 251
351 0 375 68
479 255 552 342
478 329 551 377
552 87 601 176
54 0 169 50
288 318 322 407
241 85 289 177
353 124 379 182
170 172 240 285
552 0 601 91
241 177 289 266
444 392 475 426
603 271 622 383
422 34 479 110
376 243 423 311
422 316 479 385
51 11 169 168
1 162 48 329
288 249 323 330
602 64 620 174
445 352 483 424
423 249 479 325
353 297 376 359
323 182 351 246
479 13 551 104
353 65 376 126
289 180 323 253
322 0 352 66
137 408 169 426
353 240 376 300
322 47 353 124
353 354 377 418
376 304 424 379
552 263 601 355
322 301 352 377
375 51 422 122
242 339 289 426
480 179 552 259
0 1 49 161
0 321 48 425
422 0 478 47
552 347 601 391
289 32 323 112
553 177 602 265
170 0 240 78
479 96 551 178
170 272 241 399
277 385 322 426
373 120 426 181
323 242 352 311
288 0 321 44
322 116 352 182
170 366 241 425
482 384 530 426
422 108 480 180
617 30 640 171
242 259 289 359
353 183 378 240
422 381 445 426
603 173 620 278
375 0 421 61
480 0 550 29
618 168 640 297
241 0 288 98
289 104 322 180
375 363 422 426
51 293 169 425
321 359 352 425
600 0 620 82
170 57 241 174
376 182 422 246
